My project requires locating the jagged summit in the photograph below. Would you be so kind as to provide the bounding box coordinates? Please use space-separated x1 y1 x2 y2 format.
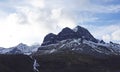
16 43 27 48
73 26 85 32
57 27 76 41
74 26 97 42
41 26 97 46
58 27 74 35
0 43 40 55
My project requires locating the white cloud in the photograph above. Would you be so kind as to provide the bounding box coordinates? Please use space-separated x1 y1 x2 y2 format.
28 0 45 8
102 34 111 42
50 8 76 28
0 0 77 47
0 11 7 19
112 30 120 41
57 18 76 28
51 8 62 19
83 24 120 43
0 0 120 47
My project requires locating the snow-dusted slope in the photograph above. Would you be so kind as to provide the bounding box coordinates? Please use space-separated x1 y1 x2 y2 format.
36 38 120 58
0 47 13 54
36 26 120 58
41 26 97 46
0 43 40 55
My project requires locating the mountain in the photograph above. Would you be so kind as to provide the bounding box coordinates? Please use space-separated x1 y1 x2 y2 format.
1 25 120 72
32 26 120 72
41 26 98 46
0 44 40 72
0 43 40 55
40 26 120 56
36 39 120 57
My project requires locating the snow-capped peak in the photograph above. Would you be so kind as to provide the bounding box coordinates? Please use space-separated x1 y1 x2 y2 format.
0 43 40 55
16 43 27 48
15 43 28 51
42 25 97 46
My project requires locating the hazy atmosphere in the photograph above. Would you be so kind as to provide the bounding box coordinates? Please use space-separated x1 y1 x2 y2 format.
0 0 120 47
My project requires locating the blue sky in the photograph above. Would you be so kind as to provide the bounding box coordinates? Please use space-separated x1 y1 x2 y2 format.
0 0 120 47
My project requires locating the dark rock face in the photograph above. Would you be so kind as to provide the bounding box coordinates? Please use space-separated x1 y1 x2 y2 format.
41 26 97 46
0 54 34 72
42 33 57 46
75 26 97 42
43 33 57 42
57 27 77 40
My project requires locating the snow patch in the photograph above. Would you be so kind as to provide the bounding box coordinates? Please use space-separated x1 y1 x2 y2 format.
33 59 39 72
50 49 56 53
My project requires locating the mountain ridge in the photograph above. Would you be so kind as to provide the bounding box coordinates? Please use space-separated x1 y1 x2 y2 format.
34 26 120 58
41 26 98 46
0 43 40 55
32 26 120 72
0 25 120 72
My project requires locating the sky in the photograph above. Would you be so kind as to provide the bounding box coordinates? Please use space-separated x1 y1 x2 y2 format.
0 0 120 48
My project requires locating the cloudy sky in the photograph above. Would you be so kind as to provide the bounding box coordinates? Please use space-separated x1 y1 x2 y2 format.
0 0 120 47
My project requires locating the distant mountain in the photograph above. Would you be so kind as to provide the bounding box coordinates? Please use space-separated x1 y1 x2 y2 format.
41 26 98 46
0 43 40 55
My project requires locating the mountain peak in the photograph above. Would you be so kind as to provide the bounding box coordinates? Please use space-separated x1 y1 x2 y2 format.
73 26 97 42
17 43 27 47
58 27 75 36
41 26 98 46
73 26 85 32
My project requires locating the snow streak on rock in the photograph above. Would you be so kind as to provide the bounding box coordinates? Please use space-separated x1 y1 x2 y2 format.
33 59 39 72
